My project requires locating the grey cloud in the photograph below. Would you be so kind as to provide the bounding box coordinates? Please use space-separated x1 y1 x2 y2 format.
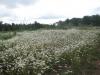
0 0 37 8
0 7 14 18
95 7 100 11
92 7 100 14
39 14 66 19
0 12 11 17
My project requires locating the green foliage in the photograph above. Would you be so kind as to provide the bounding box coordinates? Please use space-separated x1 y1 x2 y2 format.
0 32 16 40
57 36 100 75
0 21 44 31
0 30 100 75
56 14 100 27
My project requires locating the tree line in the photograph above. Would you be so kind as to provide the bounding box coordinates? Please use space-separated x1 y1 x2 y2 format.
56 14 100 26
0 21 45 31
0 21 57 31
0 14 100 31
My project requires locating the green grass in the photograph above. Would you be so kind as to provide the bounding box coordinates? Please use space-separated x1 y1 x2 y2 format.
0 31 16 40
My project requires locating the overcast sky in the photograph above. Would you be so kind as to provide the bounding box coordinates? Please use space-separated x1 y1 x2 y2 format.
0 0 100 24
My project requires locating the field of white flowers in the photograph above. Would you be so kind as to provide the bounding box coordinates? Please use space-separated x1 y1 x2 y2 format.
0 29 100 75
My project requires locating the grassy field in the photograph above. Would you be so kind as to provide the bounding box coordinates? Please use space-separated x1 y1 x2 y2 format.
0 32 16 40
0 28 100 75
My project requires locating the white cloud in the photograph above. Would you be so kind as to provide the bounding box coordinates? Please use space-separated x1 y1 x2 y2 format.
0 0 38 8
0 0 100 24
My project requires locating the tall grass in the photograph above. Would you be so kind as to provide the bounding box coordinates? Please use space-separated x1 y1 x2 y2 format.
0 29 100 75
0 32 16 40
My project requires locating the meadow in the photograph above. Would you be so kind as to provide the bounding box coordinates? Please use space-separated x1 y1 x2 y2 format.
0 28 100 75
